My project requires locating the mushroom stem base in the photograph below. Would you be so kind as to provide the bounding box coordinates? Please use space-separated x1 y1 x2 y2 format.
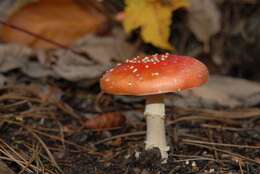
144 95 169 161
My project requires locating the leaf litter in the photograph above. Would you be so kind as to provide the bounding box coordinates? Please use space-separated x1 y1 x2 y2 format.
0 27 140 85
0 82 259 173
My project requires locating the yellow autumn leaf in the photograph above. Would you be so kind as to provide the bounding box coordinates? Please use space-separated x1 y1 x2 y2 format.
124 0 189 50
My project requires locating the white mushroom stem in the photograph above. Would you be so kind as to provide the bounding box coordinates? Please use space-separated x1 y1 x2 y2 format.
144 94 169 161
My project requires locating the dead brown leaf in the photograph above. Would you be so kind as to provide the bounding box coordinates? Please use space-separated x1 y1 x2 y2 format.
1 0 107 49
52 49 108 81
76 27 142 64
0 44 33 72
84 112 126 130
187 0 221 52
167 75 260 108
0 27 142 84
107 137 123 146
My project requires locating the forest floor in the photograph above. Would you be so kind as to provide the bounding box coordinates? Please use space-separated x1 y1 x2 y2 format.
0 75 259 174
0 1 259 174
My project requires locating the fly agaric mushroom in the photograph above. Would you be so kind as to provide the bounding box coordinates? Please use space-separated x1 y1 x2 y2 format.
100 53 209 161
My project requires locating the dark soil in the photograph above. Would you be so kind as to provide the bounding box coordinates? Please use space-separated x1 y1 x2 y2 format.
0 79 259 174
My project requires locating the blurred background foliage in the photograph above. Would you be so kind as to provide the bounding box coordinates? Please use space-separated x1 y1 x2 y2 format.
0 0 259 81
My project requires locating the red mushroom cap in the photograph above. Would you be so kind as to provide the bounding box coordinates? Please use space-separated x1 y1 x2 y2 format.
100 53 209 96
